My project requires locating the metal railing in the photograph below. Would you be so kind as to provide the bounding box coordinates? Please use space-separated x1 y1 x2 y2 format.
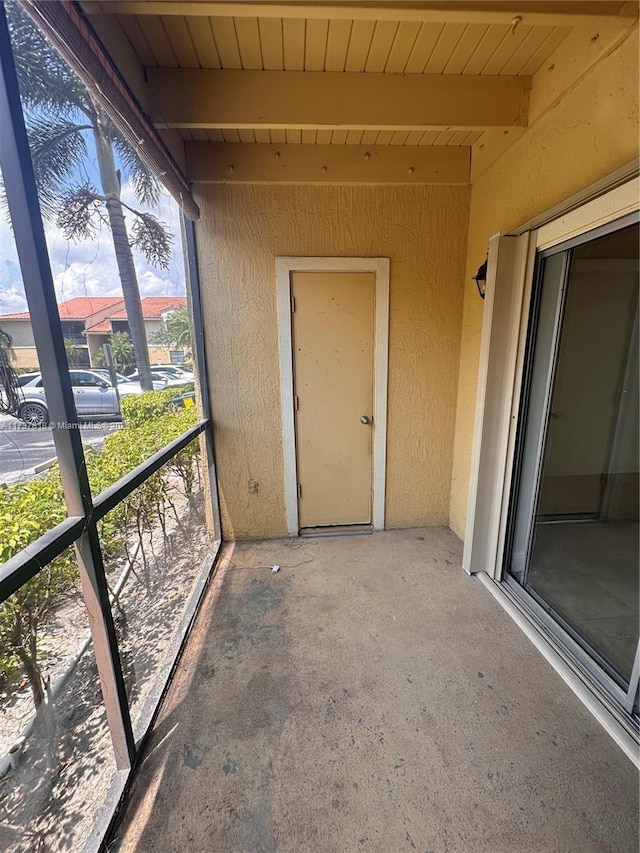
0 4 221 845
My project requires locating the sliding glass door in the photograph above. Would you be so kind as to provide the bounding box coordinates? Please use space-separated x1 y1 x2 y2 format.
507 220 639 706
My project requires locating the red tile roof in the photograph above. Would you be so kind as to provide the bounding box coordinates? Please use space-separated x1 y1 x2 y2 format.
0 296 186 324
139 297 187 318
84 320 111 333
0 297 123 321
84 297 187 334
0 311 30 320
97 297 187 321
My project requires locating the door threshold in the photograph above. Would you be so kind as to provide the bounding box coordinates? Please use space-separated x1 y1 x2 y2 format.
536 515 600 525
300 524 373 538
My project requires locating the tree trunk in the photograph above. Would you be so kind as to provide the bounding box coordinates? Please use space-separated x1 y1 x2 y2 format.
92 115 153 391
104 197 153 390
18 649 44 708
11 613 44 708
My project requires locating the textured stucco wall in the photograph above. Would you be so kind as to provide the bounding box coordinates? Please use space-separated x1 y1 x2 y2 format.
195 184 470 539
12 347 39 369
448 28 640 538
148 346 175 365
1 320 34 347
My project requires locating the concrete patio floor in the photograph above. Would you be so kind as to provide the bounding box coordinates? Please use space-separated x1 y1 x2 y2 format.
111 527 639 852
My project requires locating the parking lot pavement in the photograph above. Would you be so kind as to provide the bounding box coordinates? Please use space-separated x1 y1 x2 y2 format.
0 415 122 484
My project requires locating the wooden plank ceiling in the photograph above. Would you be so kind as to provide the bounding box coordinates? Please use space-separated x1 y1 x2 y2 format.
80 2 638 183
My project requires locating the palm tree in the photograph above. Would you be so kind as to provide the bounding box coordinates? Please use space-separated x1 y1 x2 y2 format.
0 328 14 365
151 306 193 357
5 1 172 391
63 337 82 366
107 331 135 372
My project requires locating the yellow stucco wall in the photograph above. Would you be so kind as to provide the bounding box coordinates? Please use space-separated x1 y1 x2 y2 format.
195 184 470 539
10 345 177 370
448 27 640 538
148 347 176 365
12 347 39 370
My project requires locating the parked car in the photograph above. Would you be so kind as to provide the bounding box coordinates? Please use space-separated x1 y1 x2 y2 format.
16 371 40 387
16 369 140 427
92 369 132 384
152 364 195 381
126 369 186 388
92 369 146 393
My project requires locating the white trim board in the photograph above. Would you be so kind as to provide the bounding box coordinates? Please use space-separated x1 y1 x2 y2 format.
463 232 535 577
536 176 640 251
465 176 640 579
276 256 390 536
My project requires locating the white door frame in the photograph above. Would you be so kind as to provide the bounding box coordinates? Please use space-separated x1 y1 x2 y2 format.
465 176 640 579
276 257 390 536
465 177 640 762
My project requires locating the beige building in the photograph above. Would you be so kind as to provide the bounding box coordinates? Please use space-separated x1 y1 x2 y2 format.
0 295 187 368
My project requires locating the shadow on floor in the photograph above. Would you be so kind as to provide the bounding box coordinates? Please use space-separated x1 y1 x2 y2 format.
110 527 639 853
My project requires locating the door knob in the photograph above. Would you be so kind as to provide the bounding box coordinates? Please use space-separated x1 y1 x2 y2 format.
360 415 371 424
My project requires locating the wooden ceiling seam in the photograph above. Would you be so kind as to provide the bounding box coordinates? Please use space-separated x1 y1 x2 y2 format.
184 15 220 68
213 18 235 67
83 3 637 28
445 22 489 73
385 20 420 71
328 18 346 69
116 12 155 66
234 15 263 69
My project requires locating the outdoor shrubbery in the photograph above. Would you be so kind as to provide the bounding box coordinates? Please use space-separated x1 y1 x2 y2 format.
0 477 75 706
120 382 194 427
0 389 199 707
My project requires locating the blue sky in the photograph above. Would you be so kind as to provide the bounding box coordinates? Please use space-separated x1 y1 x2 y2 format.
0 4 187 320
0 180 186 317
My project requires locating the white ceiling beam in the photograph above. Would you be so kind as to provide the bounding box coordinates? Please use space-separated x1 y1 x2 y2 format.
147 69 530 131
83 2 637 28
185 142 470 184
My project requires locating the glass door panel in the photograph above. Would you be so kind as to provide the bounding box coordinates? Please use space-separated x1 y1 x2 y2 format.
508 222 639 689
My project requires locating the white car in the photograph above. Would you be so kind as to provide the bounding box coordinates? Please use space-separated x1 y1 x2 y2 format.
126 370 186 388
16 369 141 427
152 364 195 382
92 369 146 393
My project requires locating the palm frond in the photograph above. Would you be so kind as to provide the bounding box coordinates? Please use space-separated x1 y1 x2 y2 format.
6 1 90 117
57 185 103 242
129 212 172 269
112 130 161 206
26 117 91 218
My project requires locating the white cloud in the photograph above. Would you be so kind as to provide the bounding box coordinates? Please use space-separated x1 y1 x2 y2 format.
0 282 28 315
0 182 186 316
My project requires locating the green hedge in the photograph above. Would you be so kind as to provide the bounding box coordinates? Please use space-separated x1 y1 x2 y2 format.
0 401 199 557
120 382 195 427
0 398 200 700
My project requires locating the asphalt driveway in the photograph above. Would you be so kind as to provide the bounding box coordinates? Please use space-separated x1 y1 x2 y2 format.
0 414 121 484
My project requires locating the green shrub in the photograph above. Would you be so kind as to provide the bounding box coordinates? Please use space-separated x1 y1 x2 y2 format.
0 402 200 706
120 382 195 427
0 472 66 563
0 472 76 706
